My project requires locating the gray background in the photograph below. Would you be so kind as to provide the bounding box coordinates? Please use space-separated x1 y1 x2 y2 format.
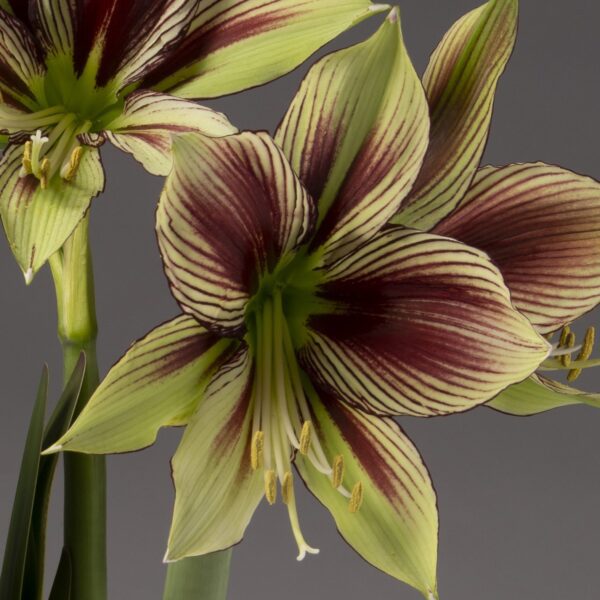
2 1 600 598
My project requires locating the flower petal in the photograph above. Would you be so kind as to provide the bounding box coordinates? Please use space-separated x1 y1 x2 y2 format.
105 90 237 176
301 227 550 417
296 386 438 598
0 145 104 280
0 9 45 106
432 163 600 333
45 316 232 455
144 0 389 98
30 0 74 58
156 131 315 334
275 8 429 262
394 0 517 230
165 346 264 561
488 373 600 416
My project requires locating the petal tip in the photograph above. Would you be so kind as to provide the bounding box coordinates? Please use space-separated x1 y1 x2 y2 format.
41 443 63 455
24 267 34 285
386 6 399 22
369 3 391 13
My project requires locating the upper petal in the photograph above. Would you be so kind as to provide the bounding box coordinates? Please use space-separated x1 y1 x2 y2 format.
156 131 315 335
105 90 237 176
0 145 104 280
297 386 438 598
143 0 388 98
433 163 600 333
45 315 233 454
301 227 550 417
275 8 429 263
165 346 264 561
394 0 517 230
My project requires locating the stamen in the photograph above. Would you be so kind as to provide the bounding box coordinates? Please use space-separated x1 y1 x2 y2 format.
559 326 571 347
568 326 596 382
40 158 50 189
332 455 345 489
251 431 264 470
60 146 83 181
29 130 49 178
349 482 364 514
20 141 33 176
282 471 293 505
299 421 312 455
264 469 277 505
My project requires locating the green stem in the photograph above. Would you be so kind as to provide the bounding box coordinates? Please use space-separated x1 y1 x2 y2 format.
50 216 107 600
163 551 232 600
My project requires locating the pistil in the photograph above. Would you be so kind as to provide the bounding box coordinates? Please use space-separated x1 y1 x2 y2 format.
540 325 600 376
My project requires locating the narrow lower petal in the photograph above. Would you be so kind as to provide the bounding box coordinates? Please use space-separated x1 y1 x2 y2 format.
30 0 74 58
433 163 600 333
488 373 600 416
302 227 550 417
144 0 389 98
105 90 237 176
394 0 517 230
0 145 104 280
296 387 438 598
157 132 315 334
166 347 264 561
275 8 429 262
45 316 232 454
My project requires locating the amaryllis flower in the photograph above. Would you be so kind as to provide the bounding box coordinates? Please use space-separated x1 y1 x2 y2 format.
46 10 549 598
0 0 388 281
385 0 600 415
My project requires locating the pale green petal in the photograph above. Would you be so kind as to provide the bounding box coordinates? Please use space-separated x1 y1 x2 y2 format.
394 0 517 229
297 388 438 598
166 347 264 561
489 373 600 416
150 1 389 98
275 8 429 261
0 146 104 281
45 316 232 454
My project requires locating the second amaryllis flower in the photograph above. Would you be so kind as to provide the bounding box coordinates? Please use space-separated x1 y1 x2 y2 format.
46 10 549 598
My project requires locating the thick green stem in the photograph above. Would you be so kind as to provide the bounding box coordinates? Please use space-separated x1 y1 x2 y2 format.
163 551 232 600
50 216 107 600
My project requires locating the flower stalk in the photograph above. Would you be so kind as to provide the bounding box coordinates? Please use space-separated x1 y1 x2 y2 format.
50 215 107 600
163 552 232 600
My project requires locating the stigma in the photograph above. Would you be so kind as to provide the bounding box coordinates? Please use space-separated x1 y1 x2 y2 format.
250 289 363 560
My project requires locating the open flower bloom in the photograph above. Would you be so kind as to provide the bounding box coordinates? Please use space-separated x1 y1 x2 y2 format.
387 0 600 415
46 10 550 598
0 0 388 281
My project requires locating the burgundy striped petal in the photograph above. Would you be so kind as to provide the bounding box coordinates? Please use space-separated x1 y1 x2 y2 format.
394 0 517 230
433 163 600 333
105 90 237 176
275 9 429 263
29 0 74 57
301 227 550 417
156 131 315 335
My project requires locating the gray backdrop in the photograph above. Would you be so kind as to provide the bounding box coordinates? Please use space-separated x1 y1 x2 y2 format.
2 2 600 598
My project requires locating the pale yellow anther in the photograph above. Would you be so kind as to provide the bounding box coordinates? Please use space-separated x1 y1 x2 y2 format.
299 421 312 455
349 481 364 514
332 455 345 489
264 469 277 505
559 326 571 347
561 353 572 368
61 146 83 181
567 368 582 382
581 326 596 360
566 332 576 348
250 431 264 470
40 158 50 189
282 471 293 506
20 141 33 176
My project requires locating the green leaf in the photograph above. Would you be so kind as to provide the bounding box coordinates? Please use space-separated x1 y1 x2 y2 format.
296 386 439 598
0 366 48 600
394 0 517 230
0 146 105 282
488 373 600 416
23 354 85 600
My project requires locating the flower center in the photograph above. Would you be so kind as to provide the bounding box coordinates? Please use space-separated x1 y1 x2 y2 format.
248 277 362 560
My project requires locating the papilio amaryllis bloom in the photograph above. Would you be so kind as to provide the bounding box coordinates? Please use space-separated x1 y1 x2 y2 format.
47 9 550 598
384 0 600 415
0 0 388 281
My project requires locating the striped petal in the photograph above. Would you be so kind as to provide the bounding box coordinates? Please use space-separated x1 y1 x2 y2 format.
105 90 237 176
433 163 600 333
156 132 315 335
0 145 104 281
301 227 550 417
0 9 45 107
394 0 517 230
488 373 600 416
30 0 74 58
275 8 429 262
165 346 264 561
45 316 233 455
144 0 389 98
297 387 438 598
